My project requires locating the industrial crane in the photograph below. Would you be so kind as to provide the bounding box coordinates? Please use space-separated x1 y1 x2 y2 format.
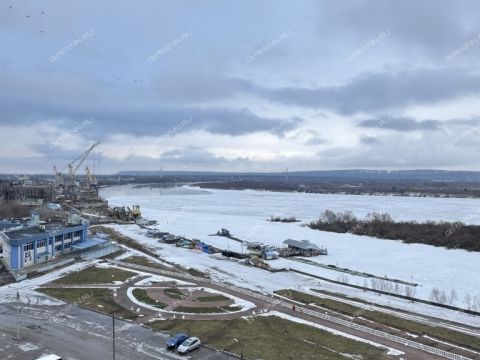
53 165 65 190
85 166 98 194
66 142 100 194
68 142 100 182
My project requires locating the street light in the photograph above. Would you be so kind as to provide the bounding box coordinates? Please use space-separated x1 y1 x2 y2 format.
112 312 116 360
233 338 244 359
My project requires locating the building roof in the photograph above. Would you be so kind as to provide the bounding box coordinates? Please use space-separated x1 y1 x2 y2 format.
0 220 23 231
283 239 320 250
4 223 83 241
72 237 106 250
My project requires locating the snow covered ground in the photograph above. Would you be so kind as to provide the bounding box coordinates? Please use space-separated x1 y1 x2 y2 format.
100 185 480 326
0 260 98 306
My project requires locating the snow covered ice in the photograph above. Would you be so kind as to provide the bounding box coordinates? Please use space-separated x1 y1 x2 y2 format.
101 185 480 326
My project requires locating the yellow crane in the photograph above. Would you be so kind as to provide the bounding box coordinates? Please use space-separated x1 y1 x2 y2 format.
66 142 100 193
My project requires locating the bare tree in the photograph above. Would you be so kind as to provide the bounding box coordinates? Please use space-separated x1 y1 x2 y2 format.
464 294 472 311
393 283 402 295
448 289 458 306
430 288 448 305
363 278 368 292
430 288 441 302
473 296 480 312
405 285 416 302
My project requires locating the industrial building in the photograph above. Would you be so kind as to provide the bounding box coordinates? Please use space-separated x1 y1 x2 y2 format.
0 212 93 270
283 239 328 256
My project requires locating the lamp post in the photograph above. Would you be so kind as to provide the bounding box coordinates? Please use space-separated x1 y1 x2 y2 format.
233 338 244 359
16 291 20 340
112 312 116 360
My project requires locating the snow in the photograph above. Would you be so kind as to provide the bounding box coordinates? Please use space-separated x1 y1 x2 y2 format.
134 274 194 287
0 260 98 306
19 343 39 352
127 278 255 314
100 185 480 327
422 335 480 355
258 311 405 356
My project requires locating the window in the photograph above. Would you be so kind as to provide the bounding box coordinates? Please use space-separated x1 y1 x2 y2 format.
55 235 63 242
55 245 62 252
64 233 72 240
24 243 34 251
37 240 46 248
64 243 71 249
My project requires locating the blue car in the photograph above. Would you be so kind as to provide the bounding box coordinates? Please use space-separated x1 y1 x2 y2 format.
166 333 189 349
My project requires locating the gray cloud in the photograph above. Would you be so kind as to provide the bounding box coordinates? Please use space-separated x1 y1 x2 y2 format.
359 135 380 144
358 117 441 132
2 0 480 173
305 137 327 146
258 69 480 114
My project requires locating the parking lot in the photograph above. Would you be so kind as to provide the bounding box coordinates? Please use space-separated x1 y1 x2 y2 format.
0 302 238 360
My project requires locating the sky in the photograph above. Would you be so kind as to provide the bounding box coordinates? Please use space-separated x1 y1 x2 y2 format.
1 0 480 174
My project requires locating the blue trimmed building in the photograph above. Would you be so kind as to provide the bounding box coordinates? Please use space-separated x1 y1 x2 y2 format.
0 213 89 270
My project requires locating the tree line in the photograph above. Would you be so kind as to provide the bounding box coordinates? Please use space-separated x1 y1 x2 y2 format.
308 210 480 251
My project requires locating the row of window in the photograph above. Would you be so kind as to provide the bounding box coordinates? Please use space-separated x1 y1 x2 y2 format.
23 231 82 252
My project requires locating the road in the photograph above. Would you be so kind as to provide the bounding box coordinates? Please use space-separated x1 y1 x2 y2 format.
0 302 237 360
113 260 451 360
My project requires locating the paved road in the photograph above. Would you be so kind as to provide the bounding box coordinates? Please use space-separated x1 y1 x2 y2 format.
0 302 237 360
114 261 446 360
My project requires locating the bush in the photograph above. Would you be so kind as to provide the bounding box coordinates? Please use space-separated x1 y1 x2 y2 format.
309 210 480 252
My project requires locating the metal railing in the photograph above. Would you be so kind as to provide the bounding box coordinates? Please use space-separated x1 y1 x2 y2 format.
110 260 472 360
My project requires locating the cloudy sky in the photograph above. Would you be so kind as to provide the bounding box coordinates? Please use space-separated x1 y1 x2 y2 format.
1 0 480 174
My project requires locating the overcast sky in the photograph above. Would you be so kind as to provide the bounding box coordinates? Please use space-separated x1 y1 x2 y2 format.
1 0 480 174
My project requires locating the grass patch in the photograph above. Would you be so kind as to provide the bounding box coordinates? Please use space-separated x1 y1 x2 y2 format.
91 226 201 275
40 288 136 319
276 289 480 352
174 306 228 314
132 288 166 309
122 255 170 271
196 295 230 302
148 316 390 360
100 249 126 260
174 305 242 314
164 288 186 300
186 267 209 278
91 226 163 261
51 266 136 285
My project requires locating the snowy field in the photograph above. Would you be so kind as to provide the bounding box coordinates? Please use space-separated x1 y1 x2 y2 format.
100 185 480 324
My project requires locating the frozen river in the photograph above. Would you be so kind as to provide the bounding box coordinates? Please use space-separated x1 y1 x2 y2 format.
101 185 480 225
100 185 480 313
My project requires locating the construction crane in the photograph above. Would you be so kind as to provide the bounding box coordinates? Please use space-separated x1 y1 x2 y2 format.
85 166 98 194
53 165 65 190
68 142 100 184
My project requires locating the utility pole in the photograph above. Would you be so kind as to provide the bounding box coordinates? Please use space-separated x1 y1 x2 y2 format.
112 312 116 360
233 338 244 359
16 291 20 340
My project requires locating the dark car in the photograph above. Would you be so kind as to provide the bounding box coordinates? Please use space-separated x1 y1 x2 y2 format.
166 333 189 349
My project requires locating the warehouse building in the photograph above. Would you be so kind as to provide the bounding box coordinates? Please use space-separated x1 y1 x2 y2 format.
0 212 91 270
283 239 328 256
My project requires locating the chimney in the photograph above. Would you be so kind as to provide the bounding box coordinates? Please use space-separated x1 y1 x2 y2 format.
30 212 40 227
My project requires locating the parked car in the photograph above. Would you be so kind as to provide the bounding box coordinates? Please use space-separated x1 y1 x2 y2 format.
166 333 189 349
177 336 201 354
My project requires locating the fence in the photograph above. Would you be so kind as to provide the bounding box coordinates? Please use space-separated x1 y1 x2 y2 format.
109 260 472 360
